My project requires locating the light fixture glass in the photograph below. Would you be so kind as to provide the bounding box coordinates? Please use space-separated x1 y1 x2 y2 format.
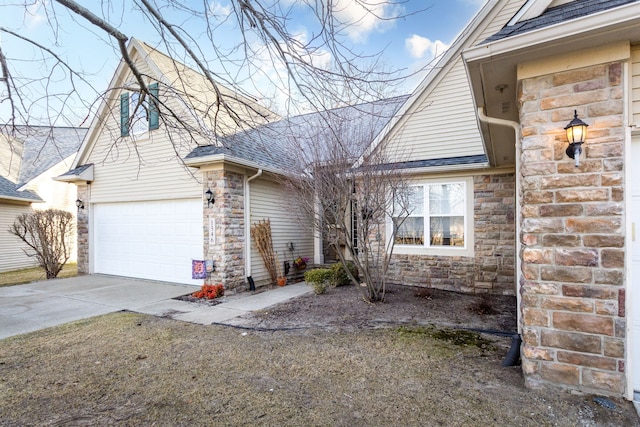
564 110 588 167
75 199 84 209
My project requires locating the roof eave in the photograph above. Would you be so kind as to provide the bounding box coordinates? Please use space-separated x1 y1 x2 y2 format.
54 164 94 183
464 1 640 63
462 1 640 165
184 153 286 176
0 195 44 204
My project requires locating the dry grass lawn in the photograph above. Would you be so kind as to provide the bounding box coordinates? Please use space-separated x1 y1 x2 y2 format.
0 263 77 287
1 312 637 426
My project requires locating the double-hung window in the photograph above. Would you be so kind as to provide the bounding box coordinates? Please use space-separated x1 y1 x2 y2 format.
392 178 472 255
120 82 160 137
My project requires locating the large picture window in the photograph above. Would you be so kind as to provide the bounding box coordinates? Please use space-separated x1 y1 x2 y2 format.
394 181 467 248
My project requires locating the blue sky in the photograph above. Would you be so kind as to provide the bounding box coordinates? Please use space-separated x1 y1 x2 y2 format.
1 0 486 124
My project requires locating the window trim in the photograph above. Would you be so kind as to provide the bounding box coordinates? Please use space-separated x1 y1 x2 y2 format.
387 176 474 257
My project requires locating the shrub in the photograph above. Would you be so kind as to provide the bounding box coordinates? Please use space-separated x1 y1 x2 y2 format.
9 209 74 279
192 284 225 299
304 268 332 295
330 261 359 287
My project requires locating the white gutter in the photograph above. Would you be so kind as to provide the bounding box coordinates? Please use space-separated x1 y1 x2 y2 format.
244 169 263 278
477 107 523 335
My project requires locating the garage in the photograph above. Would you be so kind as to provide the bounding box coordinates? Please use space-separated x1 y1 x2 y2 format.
93 199 203 285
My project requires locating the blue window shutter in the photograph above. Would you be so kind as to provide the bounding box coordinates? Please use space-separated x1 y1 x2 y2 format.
148 82 159 130
120 92 129 137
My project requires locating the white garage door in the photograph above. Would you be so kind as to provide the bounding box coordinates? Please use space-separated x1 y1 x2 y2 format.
94 199 203 285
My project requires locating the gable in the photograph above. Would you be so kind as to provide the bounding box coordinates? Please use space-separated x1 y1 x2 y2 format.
371 0 527 168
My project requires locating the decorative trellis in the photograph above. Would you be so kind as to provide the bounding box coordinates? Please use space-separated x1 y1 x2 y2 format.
251 219 277 284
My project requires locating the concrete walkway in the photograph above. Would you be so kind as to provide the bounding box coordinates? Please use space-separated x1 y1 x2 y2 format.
0 275 311 340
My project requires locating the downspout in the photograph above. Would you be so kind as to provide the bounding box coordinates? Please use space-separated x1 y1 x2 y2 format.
476 107 523 366
244 169 263 282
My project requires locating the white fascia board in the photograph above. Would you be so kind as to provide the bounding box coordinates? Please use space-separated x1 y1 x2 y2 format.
71 42 137 170
184 153 285 176
53 164 94 183
464 2 640 62
0 195 43 204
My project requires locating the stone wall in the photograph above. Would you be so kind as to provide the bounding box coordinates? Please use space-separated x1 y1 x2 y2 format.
203 169 246 290
386 173 516 295
518 62 626 396
76 184 89 274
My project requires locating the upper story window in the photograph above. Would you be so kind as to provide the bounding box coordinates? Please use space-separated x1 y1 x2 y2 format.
120 82 160 137
390 177 473 256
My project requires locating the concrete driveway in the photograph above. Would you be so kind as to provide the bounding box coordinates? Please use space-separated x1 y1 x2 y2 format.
0 275 194 339
0 275 312 340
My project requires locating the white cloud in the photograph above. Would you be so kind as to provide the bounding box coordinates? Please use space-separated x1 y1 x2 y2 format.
405 34 449 59
26 0 47 29
329 0 402 43
208 1 232 19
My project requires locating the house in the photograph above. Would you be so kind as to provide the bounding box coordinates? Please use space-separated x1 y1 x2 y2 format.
57 38 404 290
363 0 640 401
0 126 86 272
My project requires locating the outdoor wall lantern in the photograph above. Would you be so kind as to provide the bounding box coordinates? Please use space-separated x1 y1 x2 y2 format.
75 199 84 210
205 189 214 207
564 110 589 167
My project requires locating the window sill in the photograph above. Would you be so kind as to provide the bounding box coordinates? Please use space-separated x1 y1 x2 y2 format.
392 244 474 257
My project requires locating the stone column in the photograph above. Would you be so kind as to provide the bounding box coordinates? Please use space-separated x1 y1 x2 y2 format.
203 169 245 290
76 184 89 274
518 62 626 395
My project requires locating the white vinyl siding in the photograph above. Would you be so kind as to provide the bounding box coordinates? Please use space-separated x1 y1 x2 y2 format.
82 51 205 204
249 178 313 286
0 203 38 272
84 85 203 203
632 45 640 127
385 57 485 163
380 0 527 164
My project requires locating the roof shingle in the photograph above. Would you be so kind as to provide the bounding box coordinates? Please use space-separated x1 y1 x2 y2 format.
483 0 639 43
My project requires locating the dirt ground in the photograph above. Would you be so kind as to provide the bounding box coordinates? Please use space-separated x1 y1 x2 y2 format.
224 282 519 333
1 282 639 426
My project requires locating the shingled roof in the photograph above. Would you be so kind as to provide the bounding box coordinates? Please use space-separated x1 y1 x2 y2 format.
484 0 639 43
186 95 409 172
10 126 87 187
0 175 42 202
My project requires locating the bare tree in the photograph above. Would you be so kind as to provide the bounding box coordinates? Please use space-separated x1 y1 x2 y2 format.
9 209 74 279
281 97 411 302
0 0 418 156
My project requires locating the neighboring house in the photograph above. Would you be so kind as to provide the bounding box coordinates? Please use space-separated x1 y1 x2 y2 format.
57 39 368 289
185 95 409 284
0 126 86 272
365 0 640 402
56 36 407 289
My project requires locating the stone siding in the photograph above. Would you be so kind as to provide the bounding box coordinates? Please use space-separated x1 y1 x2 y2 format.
518 62 626 396
76 184 89 274
203 169 246 290
386 173 516 295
